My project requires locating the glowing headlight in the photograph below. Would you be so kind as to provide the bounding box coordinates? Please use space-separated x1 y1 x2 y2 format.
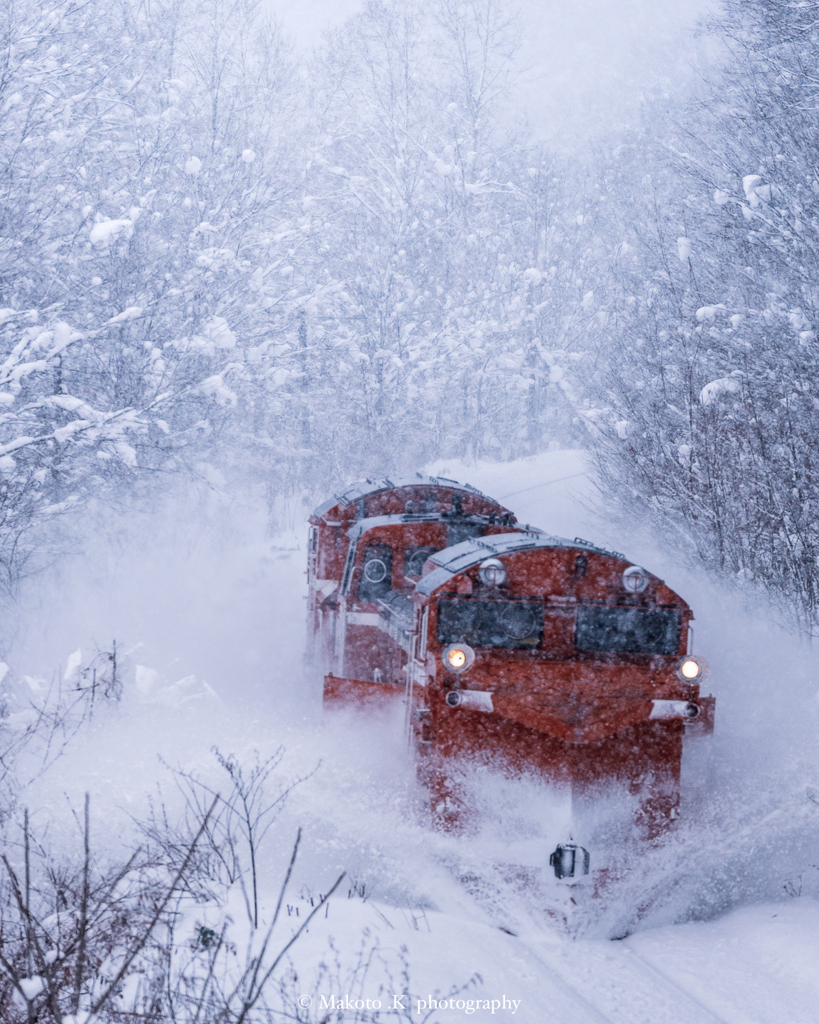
676 655 707 682
448 648 466 669
442 643 475 673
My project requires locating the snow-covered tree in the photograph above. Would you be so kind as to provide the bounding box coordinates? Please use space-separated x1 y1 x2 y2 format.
281 0 592 483
0 0 303 582
0 0 601 566
585 0 819 630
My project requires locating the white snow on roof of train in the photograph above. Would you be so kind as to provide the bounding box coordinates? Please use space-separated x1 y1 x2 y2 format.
311 474 507 519
416 533 629 596
344 511 522 540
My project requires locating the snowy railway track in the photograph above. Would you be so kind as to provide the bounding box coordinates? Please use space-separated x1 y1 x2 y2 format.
518 937 733 1024
452 867 730 1023
622 947 736 1024
515 951 616 1024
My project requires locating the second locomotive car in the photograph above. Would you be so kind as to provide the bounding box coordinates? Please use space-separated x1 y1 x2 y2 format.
308 475 524 685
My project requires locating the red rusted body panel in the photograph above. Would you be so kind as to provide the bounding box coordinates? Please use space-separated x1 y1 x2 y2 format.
409 539 711 836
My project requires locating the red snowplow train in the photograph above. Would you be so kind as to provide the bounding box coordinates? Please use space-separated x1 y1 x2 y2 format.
308 476 714 877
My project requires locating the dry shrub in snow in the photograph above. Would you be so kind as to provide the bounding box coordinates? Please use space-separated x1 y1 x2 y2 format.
0 789 346 1022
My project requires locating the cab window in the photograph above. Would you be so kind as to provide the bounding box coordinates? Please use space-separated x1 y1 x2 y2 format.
574 606 681 655
404 546 438 578
447 521 484 547
357 544 393 601
436 598 543 649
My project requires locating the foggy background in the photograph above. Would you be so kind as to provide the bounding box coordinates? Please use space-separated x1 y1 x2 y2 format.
271 0 714 142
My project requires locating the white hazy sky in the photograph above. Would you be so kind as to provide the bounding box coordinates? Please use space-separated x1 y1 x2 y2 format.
268 0 715 145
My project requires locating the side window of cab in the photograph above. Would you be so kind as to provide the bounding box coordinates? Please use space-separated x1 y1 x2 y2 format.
404 545 438 579
357 544 394 601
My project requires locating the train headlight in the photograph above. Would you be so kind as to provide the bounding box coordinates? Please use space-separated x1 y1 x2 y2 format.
442 643 475 673
479 558 507 587
622 565 650 593
676 655 707 682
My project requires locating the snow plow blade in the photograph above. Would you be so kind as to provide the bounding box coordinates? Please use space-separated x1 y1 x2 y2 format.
323 674 403 711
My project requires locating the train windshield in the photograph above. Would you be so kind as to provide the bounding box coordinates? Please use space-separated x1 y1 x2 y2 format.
436 598 544 649
404 545 439 578
575 606 681 655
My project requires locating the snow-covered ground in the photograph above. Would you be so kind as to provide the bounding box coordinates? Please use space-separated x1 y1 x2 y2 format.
283 895 819 1023
6 452 819 1022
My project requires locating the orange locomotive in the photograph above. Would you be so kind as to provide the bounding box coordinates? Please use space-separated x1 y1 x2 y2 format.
308 477 714 875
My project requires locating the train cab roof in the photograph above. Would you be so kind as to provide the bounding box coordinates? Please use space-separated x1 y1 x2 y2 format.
310 475 515 526
414 532 664 598
344 511 532 541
